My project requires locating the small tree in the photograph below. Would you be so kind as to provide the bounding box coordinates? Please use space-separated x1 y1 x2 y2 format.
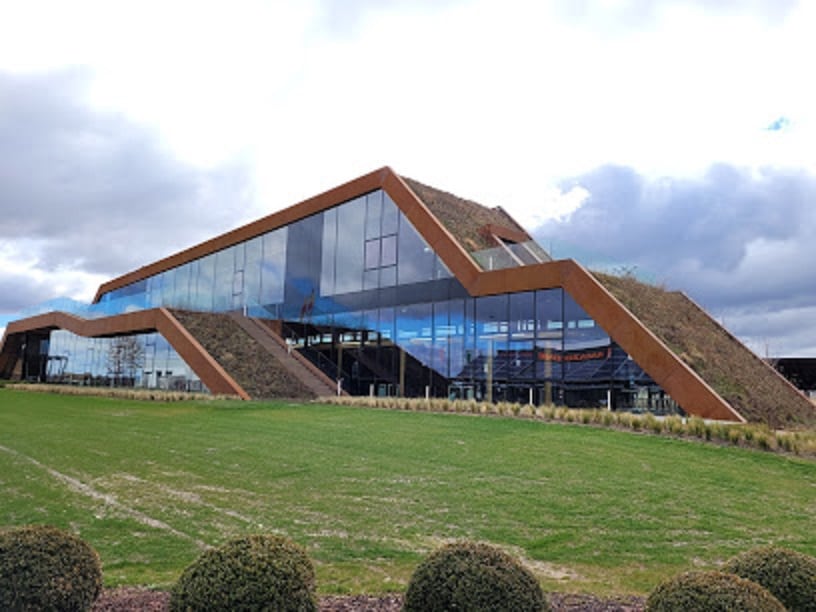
106 336 144 386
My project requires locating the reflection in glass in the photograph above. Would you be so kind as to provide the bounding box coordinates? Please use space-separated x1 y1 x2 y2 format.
335 197 365 294
45 330 204 392
398 212 435 285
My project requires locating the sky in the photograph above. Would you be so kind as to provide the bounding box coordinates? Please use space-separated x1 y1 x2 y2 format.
0 0 814 356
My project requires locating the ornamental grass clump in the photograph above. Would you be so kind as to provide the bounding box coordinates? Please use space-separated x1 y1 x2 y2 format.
170 534 317 612
646 570 785 611
403 541 549 612
0 524 102 611
723 546 816 612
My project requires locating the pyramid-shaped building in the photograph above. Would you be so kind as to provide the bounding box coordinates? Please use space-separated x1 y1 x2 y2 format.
2 167 813 425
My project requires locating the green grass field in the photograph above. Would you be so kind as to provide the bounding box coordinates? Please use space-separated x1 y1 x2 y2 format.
1 388 814 596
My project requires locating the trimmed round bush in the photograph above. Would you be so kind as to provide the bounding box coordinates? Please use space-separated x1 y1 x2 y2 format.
723 545 816 612
0 524 102 611
170 534 317 611
404 541 548 612
646 570 785 611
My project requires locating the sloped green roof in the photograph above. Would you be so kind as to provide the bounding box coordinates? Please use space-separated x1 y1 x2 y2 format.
595 273 816 427
403 177 528 253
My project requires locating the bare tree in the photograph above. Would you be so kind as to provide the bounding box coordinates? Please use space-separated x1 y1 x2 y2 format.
107 336 145 386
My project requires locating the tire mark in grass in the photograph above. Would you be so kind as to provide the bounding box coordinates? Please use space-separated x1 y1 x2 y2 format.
115 473 254 524
0 444 207 549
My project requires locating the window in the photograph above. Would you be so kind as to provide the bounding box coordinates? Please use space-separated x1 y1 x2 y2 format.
365 239 380 270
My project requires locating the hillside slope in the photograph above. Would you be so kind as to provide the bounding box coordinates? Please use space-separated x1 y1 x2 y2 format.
595 273 816 427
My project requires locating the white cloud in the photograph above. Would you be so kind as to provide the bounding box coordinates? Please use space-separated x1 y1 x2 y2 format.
2 0 812 193
533 162 816 355
0 69 255 314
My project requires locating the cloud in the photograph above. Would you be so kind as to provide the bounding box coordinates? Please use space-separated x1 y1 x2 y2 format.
533 163 816 355
0 69 254 309
0 271 63 314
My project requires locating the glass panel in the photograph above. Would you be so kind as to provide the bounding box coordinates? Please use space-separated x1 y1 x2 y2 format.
365 239 380 270
147 273 162 308
212 248 233 311
321 208 337 296
364 269 379 291
198 254 216 311
334 197 366 294
564 293 609 350
472 246 517 271
381 234 397 267
232 270 244 310
435 256 452 279
432 300 451 377
508 292 535 386
474 294 509 401
446 299 466 382
380 265 396 288
365 190 382 239
397 212 434 285
173 263 191 309
379 306 395 342
397 302 433 367
106 279 147 301
509 291 535 342
335 309 363 334
284 214 323 321
455 298 477 383
535 288 563 389
244 236 263 308
382 193 399 236
232 241 246 272
508 242 540 265
261 228 286 307
161 268 176 307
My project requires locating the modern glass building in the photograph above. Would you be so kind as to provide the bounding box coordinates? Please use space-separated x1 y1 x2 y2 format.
4 166 810 423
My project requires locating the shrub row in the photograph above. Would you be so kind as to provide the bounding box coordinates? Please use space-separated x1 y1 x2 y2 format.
173 537 550 611
3 525 814 611
1 526 547 611
325 395 816 457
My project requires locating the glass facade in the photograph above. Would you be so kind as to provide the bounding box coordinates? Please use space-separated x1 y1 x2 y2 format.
35 188 678 412
41 330 204 392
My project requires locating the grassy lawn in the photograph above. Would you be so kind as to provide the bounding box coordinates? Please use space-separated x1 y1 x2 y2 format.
1 388 814 596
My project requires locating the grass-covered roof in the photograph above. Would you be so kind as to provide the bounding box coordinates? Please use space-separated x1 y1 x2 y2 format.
596 272 816 427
